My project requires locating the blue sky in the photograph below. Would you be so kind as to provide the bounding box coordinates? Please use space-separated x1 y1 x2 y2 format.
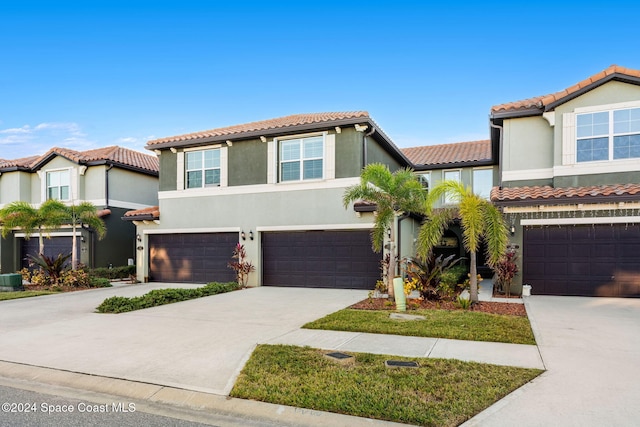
2 1 640 159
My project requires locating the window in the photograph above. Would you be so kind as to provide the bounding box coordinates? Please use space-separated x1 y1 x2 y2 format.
473 169 493 199
185 149 220 188
418 172 430 189
46 170 70 200
577 107 640 162
443 170 461 204
279 135 323 182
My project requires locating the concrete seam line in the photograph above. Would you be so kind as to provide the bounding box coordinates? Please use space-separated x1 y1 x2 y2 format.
523 297 548 370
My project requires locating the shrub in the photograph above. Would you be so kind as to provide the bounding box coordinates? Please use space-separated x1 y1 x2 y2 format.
60 269 91 288
88 265 136 280
90 277 112 288
227 244 255 287
402 254 464 301
96 281 239 313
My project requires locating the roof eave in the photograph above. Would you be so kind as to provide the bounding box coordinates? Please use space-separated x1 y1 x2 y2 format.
145 117 376 151
121 214 157 221
412 158 494 171
490 107 543 121
493 193 640 206
545 73 640 111
85 160 159 176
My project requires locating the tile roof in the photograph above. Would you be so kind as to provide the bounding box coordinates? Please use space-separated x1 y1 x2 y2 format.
123 206 160 220
491 65 640 115
402 140 492 166
0 146 158 174
147 111 370 146
491 183 640 203
0 155 41 170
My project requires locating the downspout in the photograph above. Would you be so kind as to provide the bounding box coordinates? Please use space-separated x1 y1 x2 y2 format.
489 121 504 188
362 126 376 168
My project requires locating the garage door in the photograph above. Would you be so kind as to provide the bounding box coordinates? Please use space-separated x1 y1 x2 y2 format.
149 233 237 283
262 230 380 289
523 224 640 297
21 236 79 270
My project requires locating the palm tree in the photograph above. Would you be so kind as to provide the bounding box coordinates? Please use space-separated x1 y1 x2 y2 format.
62 202 107 270
343 163 426 298
416 180 508 303
0 200 67 255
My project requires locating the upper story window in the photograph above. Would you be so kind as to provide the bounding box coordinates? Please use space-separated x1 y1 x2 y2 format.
279 135 323 182
418 172 430 189
472 168 493 199
46 170 70 200
443 169 461 204
577 107 640 162
186 149 220 188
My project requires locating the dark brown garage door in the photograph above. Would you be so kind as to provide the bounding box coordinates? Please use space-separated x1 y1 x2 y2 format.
262 230 380 289
21 236 79 270
523 224 640 297
149 233 237 283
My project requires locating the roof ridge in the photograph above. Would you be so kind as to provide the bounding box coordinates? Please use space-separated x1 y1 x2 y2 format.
492 65 640 114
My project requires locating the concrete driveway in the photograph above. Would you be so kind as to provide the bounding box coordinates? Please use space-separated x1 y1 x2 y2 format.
0 284 367 395
465 295 640 427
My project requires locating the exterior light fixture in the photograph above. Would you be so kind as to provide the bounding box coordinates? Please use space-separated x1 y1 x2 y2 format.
241 231 246 240
510 224 516 235
387 228 391 238
249 231 254 240
136 234 142 242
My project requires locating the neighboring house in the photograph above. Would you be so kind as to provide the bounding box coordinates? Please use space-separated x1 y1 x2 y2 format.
402 140 498 274
490 65 640 297
124 112 411 288
0 146 159 273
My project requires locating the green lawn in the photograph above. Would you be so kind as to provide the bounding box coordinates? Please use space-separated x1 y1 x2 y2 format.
303 308 536 345
231 344 542 427
0 290 58 301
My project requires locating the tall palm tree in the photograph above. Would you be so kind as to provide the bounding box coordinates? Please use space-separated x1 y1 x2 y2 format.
416 180 508 303
62 202 107 270
0 200 67 255
343 163 426 298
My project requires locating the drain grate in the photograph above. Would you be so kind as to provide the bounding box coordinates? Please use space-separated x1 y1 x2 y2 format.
385 360 419 368
325 352 353 360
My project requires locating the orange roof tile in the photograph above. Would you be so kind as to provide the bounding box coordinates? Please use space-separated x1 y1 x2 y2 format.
402 140 492 166
491 183 640 203
1 146 159 174
147 111 370 146
123 206 160 220
491 65 640 115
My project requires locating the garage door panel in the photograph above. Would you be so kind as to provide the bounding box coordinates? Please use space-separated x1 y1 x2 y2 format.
524 224 640 297
149 233 237 283
262 230 380 289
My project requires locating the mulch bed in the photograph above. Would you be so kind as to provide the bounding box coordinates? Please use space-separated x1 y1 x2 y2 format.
23 284 93 292
350 297 527 316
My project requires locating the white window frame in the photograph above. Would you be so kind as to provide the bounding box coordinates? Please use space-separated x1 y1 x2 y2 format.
563 100 640 167
46 169 71 201
443 169 462 205
178 144 228 191
185 148 221 189
418 172 430 189
472 167 493 200
277 133 325 182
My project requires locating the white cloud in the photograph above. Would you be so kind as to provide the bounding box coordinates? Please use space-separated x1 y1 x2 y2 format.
117 137 138 144
0 122 96 158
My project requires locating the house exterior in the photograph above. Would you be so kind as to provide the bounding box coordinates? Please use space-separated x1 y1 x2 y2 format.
125 112 411 288
401 140 498 274
0 146 159 273
491 65 640 297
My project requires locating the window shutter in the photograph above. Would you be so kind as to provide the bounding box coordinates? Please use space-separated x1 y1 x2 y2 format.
267 140 276 183
562 113 576 165
70 168 78 201
325 133 335 180
176 151 185 190
220 146 228 187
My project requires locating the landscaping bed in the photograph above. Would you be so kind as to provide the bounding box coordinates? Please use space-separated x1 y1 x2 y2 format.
351 297 526 316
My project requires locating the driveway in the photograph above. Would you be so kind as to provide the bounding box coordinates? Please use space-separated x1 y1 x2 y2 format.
465 295 640 426
0 284 367 395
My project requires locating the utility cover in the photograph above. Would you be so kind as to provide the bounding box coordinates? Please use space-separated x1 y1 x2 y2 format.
385 360 419 368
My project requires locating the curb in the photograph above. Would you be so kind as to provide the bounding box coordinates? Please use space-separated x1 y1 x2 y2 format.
0 360 413 427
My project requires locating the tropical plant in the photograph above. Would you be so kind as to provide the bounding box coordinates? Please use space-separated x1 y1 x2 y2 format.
402 253 464 301
417 180 508 303
343 163 426 298
494 246 519 297
27 253 72 284
227 243 255 287
61 202 107 270
0 200 68 255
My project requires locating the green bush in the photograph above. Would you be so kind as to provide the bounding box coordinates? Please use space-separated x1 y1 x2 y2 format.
96 281 239 313
440 265 468 288
88 265 136 280
90 277 112 288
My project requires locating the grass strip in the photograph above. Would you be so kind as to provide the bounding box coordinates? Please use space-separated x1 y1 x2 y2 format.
303 308 535 345
0 291 58 301
231 344 542 427
96 281 239 313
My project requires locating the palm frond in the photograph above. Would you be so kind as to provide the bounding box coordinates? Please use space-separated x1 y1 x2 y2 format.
482 204 509 267
416 208 456 260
